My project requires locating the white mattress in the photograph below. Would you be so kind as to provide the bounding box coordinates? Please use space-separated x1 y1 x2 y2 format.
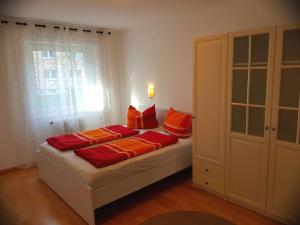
38 129 192 189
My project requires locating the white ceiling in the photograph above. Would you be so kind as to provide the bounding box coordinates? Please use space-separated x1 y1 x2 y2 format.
0 0 299 30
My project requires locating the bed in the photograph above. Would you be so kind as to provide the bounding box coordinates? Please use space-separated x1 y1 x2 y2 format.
36 110 192 225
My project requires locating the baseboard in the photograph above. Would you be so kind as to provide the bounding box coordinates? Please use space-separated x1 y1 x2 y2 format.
0 166 18 175
0 162 37 175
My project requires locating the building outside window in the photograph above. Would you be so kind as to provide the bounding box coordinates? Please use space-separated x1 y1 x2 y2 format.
42 50 56 59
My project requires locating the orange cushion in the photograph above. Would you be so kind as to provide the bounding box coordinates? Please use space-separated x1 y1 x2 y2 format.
163 108 192 138
127 105 159 129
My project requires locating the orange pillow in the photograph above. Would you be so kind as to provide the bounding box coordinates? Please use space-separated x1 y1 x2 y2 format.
127 105 159 129
163 108 192 138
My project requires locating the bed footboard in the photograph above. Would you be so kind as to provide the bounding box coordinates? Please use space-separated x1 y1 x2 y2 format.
36 148 192 225
36 149 95 225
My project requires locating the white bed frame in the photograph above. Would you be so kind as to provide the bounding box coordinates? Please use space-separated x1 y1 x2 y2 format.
36 148 191 225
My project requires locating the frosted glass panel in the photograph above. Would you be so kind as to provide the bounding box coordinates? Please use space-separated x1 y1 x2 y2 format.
279 68 300 107
231 105 246 133
233 36 249 67
277 109 298 143
251 34 269 66
249 69 267 105
282 29 300 64
248 107 265 137
232 70 248 103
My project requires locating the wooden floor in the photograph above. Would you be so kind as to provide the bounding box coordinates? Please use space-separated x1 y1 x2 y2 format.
0 167 282 225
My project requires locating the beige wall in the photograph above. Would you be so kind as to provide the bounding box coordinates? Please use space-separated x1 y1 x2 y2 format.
120 0 300 119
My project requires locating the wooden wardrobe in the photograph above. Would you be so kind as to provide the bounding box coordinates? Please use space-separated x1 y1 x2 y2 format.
193 24 300 225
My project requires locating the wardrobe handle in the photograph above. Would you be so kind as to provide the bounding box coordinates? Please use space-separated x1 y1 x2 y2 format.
205 168 209 172
272 127 276 131
265 126 269 130
205 182 208 185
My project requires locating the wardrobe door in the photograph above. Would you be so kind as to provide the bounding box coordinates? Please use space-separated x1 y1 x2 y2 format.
226 27 275 210
193 34 227 195
193 34 228 166
268 25 300 224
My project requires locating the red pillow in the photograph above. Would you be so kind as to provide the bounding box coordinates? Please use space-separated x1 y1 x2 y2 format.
127 105 159 129
163 108 192 138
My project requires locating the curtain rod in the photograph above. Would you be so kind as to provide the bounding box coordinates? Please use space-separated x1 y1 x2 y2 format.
0 20 112 35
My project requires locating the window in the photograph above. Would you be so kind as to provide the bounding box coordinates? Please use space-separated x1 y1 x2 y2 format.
44 80 58 95
44 69 57 79
42 50 55 58
29 44 103 118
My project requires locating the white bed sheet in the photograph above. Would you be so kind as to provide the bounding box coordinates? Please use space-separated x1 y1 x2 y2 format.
38 129 192 189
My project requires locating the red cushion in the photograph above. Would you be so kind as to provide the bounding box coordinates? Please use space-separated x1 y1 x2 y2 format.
163 108 192 138
127 105 159 129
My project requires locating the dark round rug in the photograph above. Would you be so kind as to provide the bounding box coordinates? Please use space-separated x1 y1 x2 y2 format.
140 211 235 225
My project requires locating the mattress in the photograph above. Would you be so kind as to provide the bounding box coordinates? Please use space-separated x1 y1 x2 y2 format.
38 129 192 189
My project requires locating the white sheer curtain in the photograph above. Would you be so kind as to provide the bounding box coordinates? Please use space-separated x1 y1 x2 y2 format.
0 20 121 168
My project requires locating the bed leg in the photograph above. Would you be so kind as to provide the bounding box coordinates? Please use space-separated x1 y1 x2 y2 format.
86 209 95 225
80 200 95 225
